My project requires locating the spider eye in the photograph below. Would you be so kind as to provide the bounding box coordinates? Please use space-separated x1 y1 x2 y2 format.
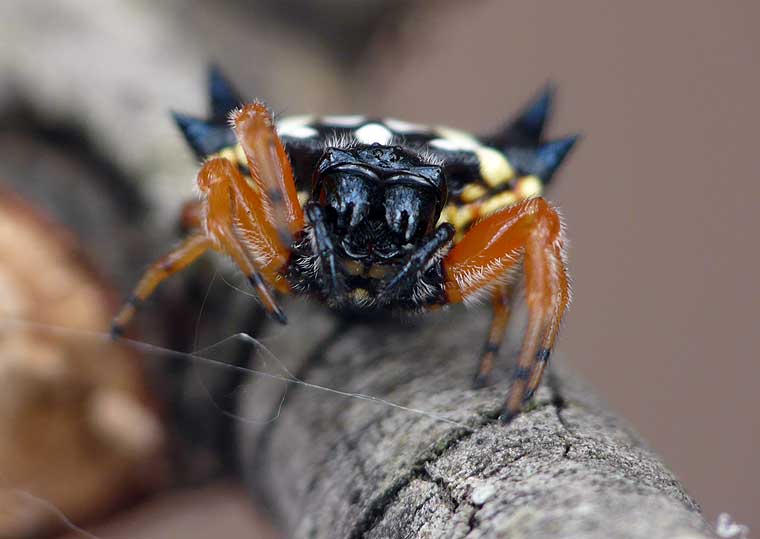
319 167 379 229
384 184 438 243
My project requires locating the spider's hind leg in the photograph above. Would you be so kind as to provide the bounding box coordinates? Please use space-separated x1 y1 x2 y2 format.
472 283 514 389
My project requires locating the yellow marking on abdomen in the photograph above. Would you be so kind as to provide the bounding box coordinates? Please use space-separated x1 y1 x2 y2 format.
460 183 487 202
453 204 475 230
213 144 252 170
437 204 454 226
516 175 543 199
475 146 515 188
434 126 481 149
217 146 239 164
235 144 248 165
439 185 528 243
480 191 518 217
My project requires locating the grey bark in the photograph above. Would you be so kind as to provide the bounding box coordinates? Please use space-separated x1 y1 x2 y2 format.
239 300 717 539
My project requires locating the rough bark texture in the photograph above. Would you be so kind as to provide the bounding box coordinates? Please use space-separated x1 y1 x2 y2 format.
238 300 716 539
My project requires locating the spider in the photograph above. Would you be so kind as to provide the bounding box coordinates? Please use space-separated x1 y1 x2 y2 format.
112 67 578 423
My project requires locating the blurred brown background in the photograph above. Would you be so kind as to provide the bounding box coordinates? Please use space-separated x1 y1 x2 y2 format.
0 0 757 537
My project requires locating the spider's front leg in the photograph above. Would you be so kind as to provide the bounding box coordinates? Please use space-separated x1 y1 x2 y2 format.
442 197 570 423
112 102 303 334
197 157 291 322
195 102 308 322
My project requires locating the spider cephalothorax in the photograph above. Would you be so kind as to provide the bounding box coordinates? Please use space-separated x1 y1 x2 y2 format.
112 67 578 422
293 143 449 309
314 144 447 244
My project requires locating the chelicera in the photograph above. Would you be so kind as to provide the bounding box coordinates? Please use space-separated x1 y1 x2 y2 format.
112 68 578 422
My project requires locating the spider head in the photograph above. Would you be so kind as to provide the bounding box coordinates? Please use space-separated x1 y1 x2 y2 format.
312 144 447 263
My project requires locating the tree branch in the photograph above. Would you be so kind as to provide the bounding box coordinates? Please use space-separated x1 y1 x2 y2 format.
238 300 716 539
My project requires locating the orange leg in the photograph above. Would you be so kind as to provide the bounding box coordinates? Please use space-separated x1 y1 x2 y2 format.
231 102 305 244
113 102 303 334
523 265 570 402
111 233 212 336
197 103 303 320
178 200 203 233
473 284 514 389
198 157 290 323
443 197 570 423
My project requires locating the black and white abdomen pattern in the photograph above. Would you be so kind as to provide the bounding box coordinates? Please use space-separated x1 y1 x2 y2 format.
174 76 577 245
275 114 519 198
278 114 437 146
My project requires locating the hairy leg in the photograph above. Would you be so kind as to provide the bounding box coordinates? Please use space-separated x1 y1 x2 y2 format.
114 102 306 332
442 197 570 422
111 233 211 337
198 158 289 323
231 102 305 243
472 283 514 389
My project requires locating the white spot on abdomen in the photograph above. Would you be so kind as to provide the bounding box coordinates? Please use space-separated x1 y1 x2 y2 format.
321 115 366 127
277 114 317 139
354 123 394 145
384 117 429 134
280 125 319 139
429 138 462 151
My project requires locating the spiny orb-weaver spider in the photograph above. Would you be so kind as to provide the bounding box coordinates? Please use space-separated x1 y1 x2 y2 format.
112 68 578 423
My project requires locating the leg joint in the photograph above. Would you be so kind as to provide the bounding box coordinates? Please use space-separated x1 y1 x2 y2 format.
536 347 551 363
